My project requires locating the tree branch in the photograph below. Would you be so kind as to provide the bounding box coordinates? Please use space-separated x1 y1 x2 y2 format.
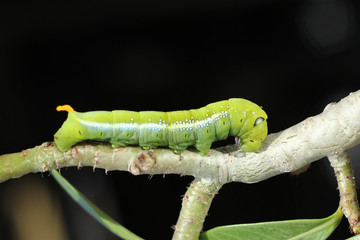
1 90 360 238
2 91 360 184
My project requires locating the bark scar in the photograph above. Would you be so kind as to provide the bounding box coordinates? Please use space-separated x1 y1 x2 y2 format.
129 151 156 175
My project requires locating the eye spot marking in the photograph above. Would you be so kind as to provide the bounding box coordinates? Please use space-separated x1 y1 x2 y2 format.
254 117 265 126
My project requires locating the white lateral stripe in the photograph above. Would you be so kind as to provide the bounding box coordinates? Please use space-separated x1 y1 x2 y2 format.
78 111 229 132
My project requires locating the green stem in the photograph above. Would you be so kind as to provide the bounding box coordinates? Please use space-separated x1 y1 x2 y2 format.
328 151 360 234
0 143 58 182
172 178 222 240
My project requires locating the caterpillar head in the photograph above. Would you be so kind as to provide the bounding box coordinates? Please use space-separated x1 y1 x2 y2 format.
54 105 87 151
239 115 268 152
229 99 268 152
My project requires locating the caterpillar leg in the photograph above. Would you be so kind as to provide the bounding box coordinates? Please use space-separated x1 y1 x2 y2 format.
235 137 241 146
110 140 127 148
195 142 212 156
169 144 187 155
200 149 209 156
174 149 183 155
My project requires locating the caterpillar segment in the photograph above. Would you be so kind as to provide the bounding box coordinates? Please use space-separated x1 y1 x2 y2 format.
54 99 268 155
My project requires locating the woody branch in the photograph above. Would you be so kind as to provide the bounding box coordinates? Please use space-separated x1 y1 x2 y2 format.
1 90 360 237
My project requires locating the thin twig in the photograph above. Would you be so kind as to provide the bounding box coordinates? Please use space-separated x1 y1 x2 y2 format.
328 151 360 234
172 178 222 240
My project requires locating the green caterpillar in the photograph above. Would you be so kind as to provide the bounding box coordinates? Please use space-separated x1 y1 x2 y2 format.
54 99 268 155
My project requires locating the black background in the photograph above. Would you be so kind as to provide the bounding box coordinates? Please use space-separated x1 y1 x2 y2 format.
0 0 360 239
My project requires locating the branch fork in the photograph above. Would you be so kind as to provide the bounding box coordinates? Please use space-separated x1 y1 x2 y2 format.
1 90 360 238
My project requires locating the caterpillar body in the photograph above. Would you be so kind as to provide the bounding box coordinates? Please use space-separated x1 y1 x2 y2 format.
54 99 268 155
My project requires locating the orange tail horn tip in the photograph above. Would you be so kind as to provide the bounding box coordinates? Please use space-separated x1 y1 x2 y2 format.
56 105 74 113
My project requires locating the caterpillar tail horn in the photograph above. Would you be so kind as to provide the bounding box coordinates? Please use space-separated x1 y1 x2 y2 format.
56 105 75 113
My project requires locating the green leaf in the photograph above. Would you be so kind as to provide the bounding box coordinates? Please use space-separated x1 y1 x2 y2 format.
200 207 343 240
51 170 143 240
346 235 360 240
